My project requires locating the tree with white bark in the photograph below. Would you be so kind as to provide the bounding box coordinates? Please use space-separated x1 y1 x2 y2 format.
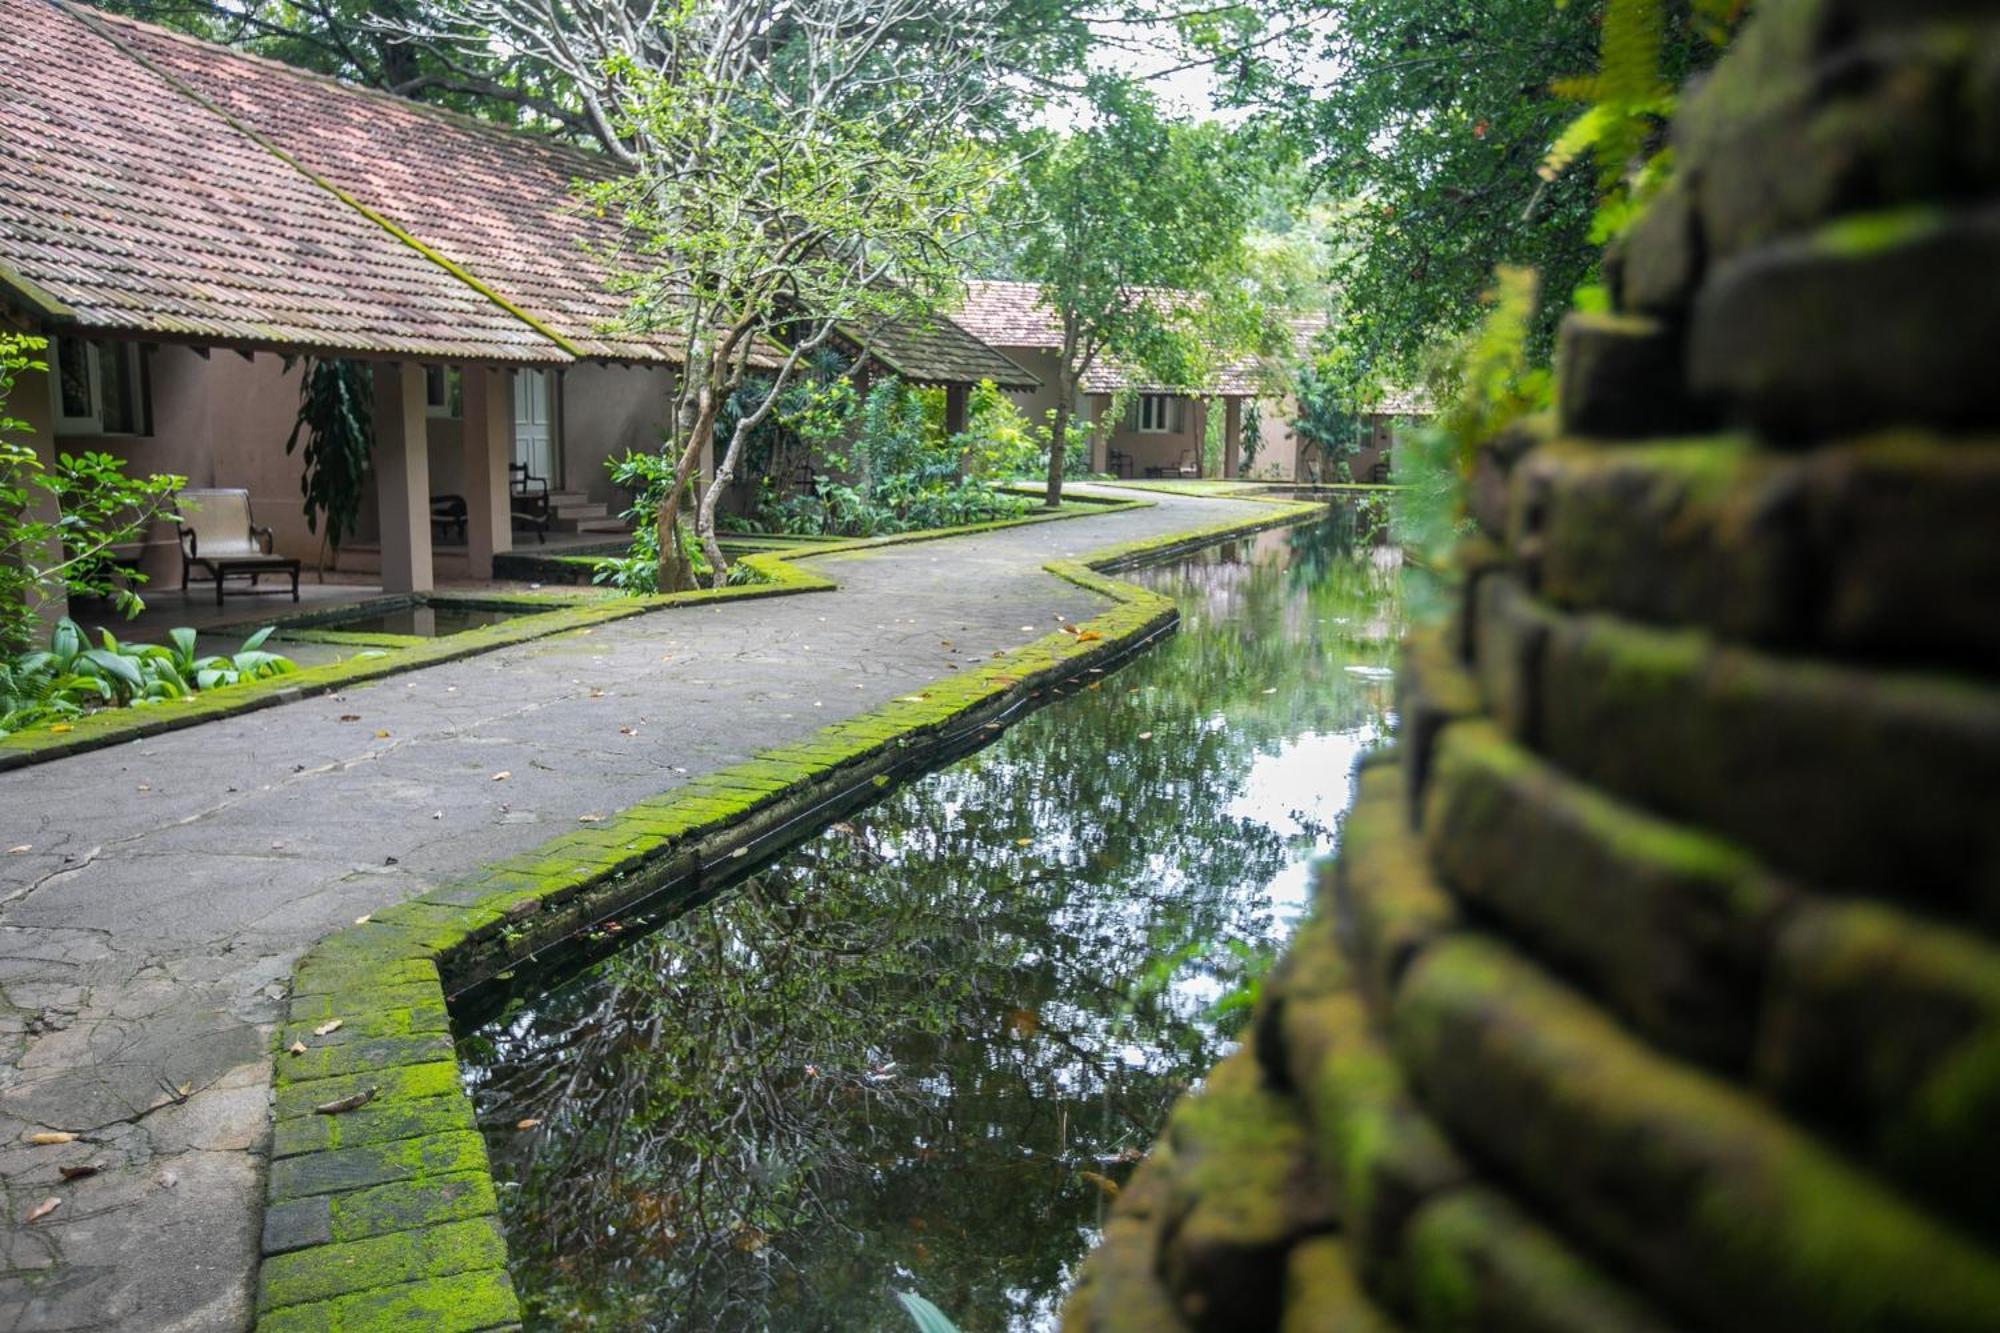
421 0 1069 588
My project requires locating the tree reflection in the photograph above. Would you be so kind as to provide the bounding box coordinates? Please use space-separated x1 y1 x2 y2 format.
461 506 1409 1331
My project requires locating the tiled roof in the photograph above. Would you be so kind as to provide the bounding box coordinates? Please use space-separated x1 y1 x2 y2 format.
2 1 1014 379
956 279 1067 350
95 8 665 363
0 0 567 363
851 309 1038 389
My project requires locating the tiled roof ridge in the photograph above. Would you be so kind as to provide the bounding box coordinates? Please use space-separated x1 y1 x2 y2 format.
55 0 583 360
82 1 618 185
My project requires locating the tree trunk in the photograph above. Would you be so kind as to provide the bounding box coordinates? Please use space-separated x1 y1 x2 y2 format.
697 415 755 589
655 391 715 593
1045 362 1072 509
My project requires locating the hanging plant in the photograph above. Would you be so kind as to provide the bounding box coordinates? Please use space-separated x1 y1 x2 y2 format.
283 358 373 575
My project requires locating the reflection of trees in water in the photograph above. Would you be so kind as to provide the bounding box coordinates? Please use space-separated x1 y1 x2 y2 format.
463 508 1407 1332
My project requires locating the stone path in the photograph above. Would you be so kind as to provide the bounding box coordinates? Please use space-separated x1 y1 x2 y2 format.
0 488 1272 1332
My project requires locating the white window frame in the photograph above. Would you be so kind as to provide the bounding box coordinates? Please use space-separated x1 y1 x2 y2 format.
1137 394 1180 434
49 337 147 437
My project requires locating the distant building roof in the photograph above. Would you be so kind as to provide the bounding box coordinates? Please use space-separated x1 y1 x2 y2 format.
957 281 1430 413
0 0 1027 384
849 310 1039 390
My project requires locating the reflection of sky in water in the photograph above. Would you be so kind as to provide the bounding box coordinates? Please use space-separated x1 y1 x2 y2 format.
463 509 1417 1333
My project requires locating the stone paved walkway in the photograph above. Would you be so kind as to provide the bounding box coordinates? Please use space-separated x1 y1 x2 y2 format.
0 488 1272 1332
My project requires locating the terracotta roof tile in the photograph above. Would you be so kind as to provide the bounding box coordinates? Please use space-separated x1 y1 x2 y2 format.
0 0 566 362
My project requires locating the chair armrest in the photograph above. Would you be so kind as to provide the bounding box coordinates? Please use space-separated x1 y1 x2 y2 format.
178 527 198 559
251 524 274 554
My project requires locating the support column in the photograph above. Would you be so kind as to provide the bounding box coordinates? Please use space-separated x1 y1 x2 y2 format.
14 351 68 637
459 366 513 581
1193 398 1209 478
1088 397 1109 474
1224 397 1243 479
372 361 432 594
943 383 970 437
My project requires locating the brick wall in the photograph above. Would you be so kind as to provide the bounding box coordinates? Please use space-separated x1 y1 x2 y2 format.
1060 3 2000 1329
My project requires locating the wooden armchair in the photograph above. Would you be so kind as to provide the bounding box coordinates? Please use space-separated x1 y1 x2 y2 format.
509 462 550 544
175 488 300 605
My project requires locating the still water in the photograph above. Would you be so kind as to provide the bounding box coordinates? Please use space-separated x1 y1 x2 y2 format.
460 506 1414 1331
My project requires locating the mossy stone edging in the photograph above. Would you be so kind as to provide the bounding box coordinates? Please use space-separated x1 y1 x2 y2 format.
0 494 1155 773
252 493 1319 1331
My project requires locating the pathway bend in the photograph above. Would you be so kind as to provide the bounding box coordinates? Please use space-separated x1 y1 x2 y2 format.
0 486 1273 1332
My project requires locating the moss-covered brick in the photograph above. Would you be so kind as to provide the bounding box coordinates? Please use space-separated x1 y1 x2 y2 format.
1404 1188 1676 1333
1393 934 2000 1333
256 1267 519 1333
288 983 445 1026
1252 905 1351 1091
269 1130 491 1203
324 1170 497 1243
1554 312 1710 440
274 1033 457 1086
1059 1214 1194 1333
1755 897 2000 1234
290 956 439 997
1280 1236 1401 1333
272 1060 462 1122
1395 628 1483 823
1538 608 2000 926
1618 180 1704 316
1691 209 2000 438
1510 438 1812 646
272 1092 478 1160
1807 435 2000 673
279 1005 450 1057
1424 721 1789 1069
1468 575 1558 748
1334 764 1460 1013
1160 1049 1337 1333
1279 989 1468 1305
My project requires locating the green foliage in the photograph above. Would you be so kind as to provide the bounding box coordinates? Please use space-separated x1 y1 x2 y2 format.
283 358 374 561
0 617 295 736
0 333 183 653
595 453 718 594
1215 0 1732 372
748 379 1033 539
957 381 1044 482
896 1291 962 1333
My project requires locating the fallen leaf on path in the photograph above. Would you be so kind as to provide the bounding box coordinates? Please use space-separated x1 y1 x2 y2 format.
287 1041 307 1056
515 1118 542 1131
373 729 390 739
338 714 361 722
353 913 371 925
25 1198 59 1224
158 1171 178 1190
431 811 442 820
57 1164 100 1181
577 813 604 824
313 1019 343 1037
313 1087 378 1116
49 724 70 734
6 845 29 855
618 727 636 736
492 771 511 781
26 1132 77 1146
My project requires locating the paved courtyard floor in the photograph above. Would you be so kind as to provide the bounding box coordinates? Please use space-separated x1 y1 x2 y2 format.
0 488 1272 1332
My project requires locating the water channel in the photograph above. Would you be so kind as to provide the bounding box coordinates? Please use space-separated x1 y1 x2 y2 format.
458 503 1419 1331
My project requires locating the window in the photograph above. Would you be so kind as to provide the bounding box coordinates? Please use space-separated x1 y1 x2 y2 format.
50 337 149 436
425 365 463 419
1136 394 1182 434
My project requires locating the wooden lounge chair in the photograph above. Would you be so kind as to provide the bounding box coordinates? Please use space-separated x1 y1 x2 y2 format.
1176 450 1200 478
175 488 300 606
